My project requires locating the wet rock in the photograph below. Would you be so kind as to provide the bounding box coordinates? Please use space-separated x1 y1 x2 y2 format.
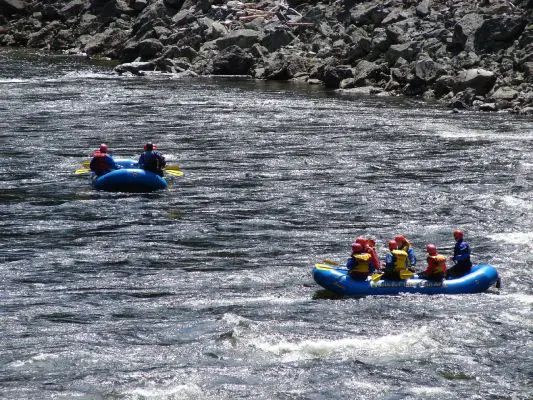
322 64 353 88
114 60 155 75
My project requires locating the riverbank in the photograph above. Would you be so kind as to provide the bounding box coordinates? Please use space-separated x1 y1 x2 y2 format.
1 0 532 114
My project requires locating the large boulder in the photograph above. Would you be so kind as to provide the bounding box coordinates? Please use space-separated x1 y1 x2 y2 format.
448 13 484 53
322 64 353 88
261 27 295 53
83 27 131 58
454 68 496 96
385 42 419 66
414 59 446 83
211 45 254 75
474 16 528 52
0 0 26 15
209 29 262 51
263 52 310 81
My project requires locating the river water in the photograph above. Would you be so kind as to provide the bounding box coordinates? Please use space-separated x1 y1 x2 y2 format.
1 49 532 399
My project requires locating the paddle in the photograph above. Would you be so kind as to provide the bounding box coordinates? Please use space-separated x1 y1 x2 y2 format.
164 169 184 177
320 258 340 266
371 270 415 282
74 166 184 176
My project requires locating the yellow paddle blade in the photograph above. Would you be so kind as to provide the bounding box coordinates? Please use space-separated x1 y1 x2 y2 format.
371 273 383 281
82 160 90 168
164 165 182 171
400 271 415 279
314 263 335 270
371 271 414 281
165 169 184 177
321 258 340 266
75 168 91 175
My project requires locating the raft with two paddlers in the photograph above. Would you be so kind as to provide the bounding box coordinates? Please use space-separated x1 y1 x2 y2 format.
75 159 183 193
312 263 500 296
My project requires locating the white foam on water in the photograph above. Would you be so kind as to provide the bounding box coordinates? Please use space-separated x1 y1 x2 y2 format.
121 383 203 400
184 295 305 309
501 195 533 210
487 231 533 245
409 386 452 396
252 326 435 363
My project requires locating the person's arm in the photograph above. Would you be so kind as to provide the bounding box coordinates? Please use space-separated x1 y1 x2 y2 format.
107 155 118 169
346 257 354 270
384 254 392 270
453 243 470 261
138 154 144 168
408 248 417 266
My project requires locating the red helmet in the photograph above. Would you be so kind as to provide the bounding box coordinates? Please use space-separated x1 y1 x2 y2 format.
453 229 464 240
426 244 437 256
99 143 108 153
351 242 364 253
394 235 405 244
144 143 154 151
388 240 398 250
355 237 367 247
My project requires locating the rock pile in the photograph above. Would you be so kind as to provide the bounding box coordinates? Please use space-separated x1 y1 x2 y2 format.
1 0 532 113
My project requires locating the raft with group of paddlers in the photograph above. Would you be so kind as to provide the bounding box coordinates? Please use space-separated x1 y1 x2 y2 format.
74 143 183 192
313 230 501 296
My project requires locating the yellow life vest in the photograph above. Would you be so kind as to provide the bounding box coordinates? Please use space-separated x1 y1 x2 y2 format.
351 253 372 273
428 254 447 274
392 249 408 272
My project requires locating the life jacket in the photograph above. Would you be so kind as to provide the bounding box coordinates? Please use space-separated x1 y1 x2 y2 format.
140 151 165 172
350 253 372 273
90 151 112 174
398 240 415 267
391 249 408 272
366 245 380 271
426 254 447 274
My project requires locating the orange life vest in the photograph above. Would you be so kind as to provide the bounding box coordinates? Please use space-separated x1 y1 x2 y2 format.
426 254 447 274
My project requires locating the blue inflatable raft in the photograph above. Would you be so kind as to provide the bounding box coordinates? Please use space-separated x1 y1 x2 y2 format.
92 159 168 192
312 263 500 296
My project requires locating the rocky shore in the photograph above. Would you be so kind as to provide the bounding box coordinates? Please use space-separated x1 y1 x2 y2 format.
1 0 532 114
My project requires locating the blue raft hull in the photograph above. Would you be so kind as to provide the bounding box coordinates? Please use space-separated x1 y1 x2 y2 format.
92 159 167 192
312 264 500 296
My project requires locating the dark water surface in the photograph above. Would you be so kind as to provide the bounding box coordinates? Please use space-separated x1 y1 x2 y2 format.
1 49 532 399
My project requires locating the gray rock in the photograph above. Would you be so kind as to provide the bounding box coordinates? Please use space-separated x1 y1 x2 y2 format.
449 13 484 52
491 87 519 101
212 45 254 75
474 16 528 52
0 0 26 15
351 3 388 26
455 68 496 96
211 29 262 50
322 64 353 88
414 58 445 83
385 42 419 65
114 61 155 75
415 0 431 18
261 27 295 53
133 0 148 11
60 0 88 19
138 38 164 59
